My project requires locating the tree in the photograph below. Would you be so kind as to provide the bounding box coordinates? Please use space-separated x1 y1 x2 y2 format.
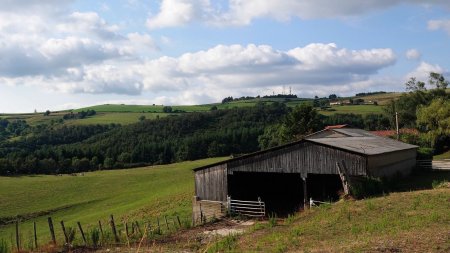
221 96 233 103
429 72 449 90
139 115 146 121
405 77 426 92
328 94 337 100
283 104 322 140
416 98 450 151
210 105 218 111
162 106 173 113
44 110 51 116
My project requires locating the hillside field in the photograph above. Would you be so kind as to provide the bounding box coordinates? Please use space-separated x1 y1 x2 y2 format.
0 93 396 126
0 157 226 245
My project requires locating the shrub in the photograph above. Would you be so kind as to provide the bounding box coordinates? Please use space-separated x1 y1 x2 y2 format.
432 179 449 189
0 239 8 253
89 228 100 247
67 226 76 244
417 147 433 160
351 177 384 199
268 213 277 227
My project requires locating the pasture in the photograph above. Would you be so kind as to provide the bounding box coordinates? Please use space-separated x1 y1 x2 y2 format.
0 157 226 245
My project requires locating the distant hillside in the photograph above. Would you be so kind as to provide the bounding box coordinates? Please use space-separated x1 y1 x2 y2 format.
0 103 289 174
0 91 401 126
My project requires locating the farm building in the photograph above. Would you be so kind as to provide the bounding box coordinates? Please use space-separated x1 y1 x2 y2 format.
192 126 418 222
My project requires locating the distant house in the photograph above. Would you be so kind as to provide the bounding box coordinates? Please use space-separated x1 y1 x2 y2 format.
329 101 342 106
192 125 417 222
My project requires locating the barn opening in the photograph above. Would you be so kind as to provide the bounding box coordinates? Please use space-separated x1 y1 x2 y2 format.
227 172 304 216
306 174 343 203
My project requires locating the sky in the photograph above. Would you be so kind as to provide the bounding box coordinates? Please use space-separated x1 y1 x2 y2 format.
0 0 449 113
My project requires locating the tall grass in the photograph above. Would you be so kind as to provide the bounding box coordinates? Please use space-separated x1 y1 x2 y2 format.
0 239 7 253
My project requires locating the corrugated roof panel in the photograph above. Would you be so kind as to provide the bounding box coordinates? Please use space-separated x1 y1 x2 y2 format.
307 136 417 155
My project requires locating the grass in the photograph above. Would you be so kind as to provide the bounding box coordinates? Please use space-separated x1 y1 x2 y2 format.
231 189 450 252
64 112 170 125
434 150 450 160
318 104 384 116
224 170 450 253
1 95 393 127
0 157 227 246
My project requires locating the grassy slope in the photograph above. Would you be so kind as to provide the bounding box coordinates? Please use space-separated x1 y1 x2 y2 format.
434 150 450 160
0 157 226 242
230 188 450 253
1 93 397 126
318 104 383 116
206 169 450 253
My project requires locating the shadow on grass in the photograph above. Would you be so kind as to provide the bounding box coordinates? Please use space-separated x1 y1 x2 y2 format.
390 169 450 192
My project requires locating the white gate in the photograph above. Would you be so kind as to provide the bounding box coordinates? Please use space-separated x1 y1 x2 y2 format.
227 196 266 217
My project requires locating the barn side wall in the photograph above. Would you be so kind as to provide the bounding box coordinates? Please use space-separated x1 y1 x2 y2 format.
227 142 367 176
192 197 227 225
194 163 227 201
367 149 417 178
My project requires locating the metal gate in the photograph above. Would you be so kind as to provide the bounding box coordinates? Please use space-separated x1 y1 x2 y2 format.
227 196 266 217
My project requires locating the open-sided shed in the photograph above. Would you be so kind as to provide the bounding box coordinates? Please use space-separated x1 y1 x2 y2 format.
192 127 417 222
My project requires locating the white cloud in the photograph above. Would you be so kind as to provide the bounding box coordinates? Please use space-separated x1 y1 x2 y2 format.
147 0 450 28
3 43 395 99
0 7 157 78
405 61 445 82
405 49 421 60
428 19 450 35
147 0 213 29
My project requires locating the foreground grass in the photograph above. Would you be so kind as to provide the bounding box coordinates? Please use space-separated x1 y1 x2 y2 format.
227 188 450 253
434 150 450 160
0 157 226 245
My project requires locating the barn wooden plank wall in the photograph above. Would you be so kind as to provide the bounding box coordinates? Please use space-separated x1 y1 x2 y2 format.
194 163 227 201
228 142 367 176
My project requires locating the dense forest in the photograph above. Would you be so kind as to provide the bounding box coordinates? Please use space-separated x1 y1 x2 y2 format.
0 103 289 174
0 72 448 175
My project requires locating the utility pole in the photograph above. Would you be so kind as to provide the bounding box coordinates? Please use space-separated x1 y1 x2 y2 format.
395 112 399 140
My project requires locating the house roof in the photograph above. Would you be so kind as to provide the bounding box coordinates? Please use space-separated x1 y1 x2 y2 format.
193 127 418 172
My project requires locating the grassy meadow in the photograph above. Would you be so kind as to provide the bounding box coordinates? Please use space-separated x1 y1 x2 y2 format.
207 170 450 252
224 188 450 252
0 157 226 246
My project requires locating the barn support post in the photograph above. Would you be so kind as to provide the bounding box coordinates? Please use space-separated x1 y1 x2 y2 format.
302 177 308 209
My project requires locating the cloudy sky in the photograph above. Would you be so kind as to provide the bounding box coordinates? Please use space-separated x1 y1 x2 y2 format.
0 0 449 113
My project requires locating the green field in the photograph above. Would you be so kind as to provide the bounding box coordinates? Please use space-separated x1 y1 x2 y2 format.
318 104 384 116
207 169 450 252
0 93 401 126
0 157 226 245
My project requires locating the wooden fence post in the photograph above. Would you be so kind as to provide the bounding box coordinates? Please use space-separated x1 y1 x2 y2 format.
15 220 20 251
98 220 104 242
48 217 56 244
176 216 182 228
124 221 130 248
164 216 169 230
60 220 69 245
34 221 38 249
77 222 87 246
110 215 119 243
135 221 142 236
156 217 161 234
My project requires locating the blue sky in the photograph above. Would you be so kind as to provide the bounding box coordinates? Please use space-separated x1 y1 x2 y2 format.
0 0 449 113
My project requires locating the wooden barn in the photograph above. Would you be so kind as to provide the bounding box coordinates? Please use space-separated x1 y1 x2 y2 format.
192 126 417 222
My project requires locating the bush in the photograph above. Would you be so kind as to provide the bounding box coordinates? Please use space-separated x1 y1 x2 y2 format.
89 228 100 247
432 180 449 189
417 147 433 160
350 177 384 199
0 239 8 253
